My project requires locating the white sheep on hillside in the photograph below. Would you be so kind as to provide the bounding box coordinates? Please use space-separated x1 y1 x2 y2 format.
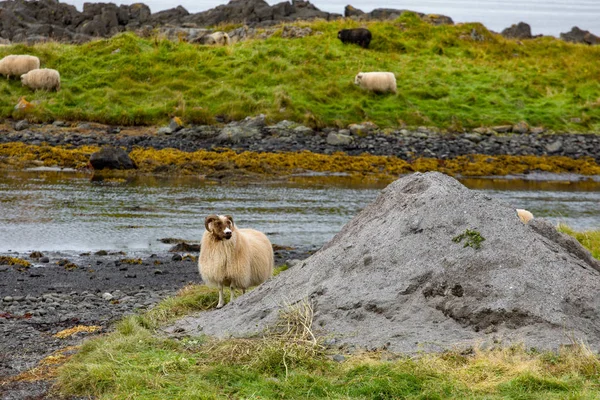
354 71 397 94
199 214 274 308
0 55 40 79
517 209 534 224
200 31 231 46
21 68 61 91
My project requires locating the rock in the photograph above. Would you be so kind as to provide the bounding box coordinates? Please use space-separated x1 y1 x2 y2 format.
492 125 512 133
89 146 137 170
14 120 29 131
171 254 183 261
327 132 353 146
281 25 312 39
332 354 345 362
52 120 69 127
545 140 563 153
512 121 529 134
560 26 600 45
530 127 545 135
169 242 200 253
29 251 44 259
95 250 108 256
157 127 173 135
348 122 378 135
3 296 13 302
169 172 600 353
168 116 184 132
464 133 482 143
344 5 365 18
501 22 532 39
40 257 49 263
422 14 454 26
102 292 114 301
216 124 260 143
293 125 314 135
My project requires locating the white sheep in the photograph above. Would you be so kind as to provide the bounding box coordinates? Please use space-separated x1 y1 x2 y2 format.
20 68 61 92
198 214 274 308
517 208 534 224
200 31 231 46
0 55 40 79
354 71 397 94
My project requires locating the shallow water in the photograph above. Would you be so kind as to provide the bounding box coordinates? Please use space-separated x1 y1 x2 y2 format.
0 171 598 253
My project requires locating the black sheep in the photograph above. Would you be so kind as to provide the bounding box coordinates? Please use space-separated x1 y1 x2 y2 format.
337 28 372 49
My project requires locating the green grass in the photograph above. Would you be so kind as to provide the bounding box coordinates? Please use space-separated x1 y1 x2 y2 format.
558 224 600 260
54 286 600 400
54 225 600 400
2 14 600 131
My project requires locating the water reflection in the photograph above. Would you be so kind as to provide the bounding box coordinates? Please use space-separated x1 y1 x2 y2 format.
0 170 598 252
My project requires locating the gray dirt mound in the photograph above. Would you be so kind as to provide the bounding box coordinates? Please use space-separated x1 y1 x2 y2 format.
168 172 600 352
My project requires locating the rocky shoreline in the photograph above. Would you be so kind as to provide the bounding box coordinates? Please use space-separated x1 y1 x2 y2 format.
0 245 314 399
2 117 599 163
0 0 598 45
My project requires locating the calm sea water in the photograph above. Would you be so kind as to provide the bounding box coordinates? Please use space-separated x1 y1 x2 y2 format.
62 0 600 37
0 171 598 253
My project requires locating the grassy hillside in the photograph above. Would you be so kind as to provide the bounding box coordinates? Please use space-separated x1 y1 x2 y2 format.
1 14 600 130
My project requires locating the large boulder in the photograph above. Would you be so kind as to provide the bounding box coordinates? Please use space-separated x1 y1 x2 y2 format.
89 146 137 170
560 26 600 45
170 172 600 353
502 22 532 39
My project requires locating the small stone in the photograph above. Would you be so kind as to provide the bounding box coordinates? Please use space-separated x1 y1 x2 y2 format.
40 257 49 263
102 292 114 301
327 132 353 146
545 140 562 153
171 254 183 262
3 296 13 302
169 117 184 132
512 121 529 134
29 251 44 259
14 120 29 131
492 125 512 133
154 269 163 275
95 250 108 256
332 354 345 363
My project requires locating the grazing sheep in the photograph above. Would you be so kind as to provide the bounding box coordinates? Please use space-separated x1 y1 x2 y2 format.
199 214 274 309
200 31 231 46
354 72 397 94
21 68 61 92
338 28 372 48
517 208 534 224
0 55 40 79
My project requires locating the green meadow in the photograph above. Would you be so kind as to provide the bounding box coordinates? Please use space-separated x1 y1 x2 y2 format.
1 14 599 131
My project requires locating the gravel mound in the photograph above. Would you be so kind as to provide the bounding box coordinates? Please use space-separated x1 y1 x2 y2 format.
170 172 600 352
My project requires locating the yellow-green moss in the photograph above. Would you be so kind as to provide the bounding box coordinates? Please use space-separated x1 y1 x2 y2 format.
1 142 600 180
120 258 143 265
0 256 31 268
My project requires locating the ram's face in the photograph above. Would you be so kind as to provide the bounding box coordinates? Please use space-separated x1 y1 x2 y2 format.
354 73 363 85
337 30 342 38
205 214 235 240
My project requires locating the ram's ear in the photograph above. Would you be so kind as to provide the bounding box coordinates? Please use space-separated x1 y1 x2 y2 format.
224 214 234 227
205 215 219 232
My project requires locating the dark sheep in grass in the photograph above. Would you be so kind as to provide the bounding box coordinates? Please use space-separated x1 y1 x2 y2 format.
337 28 372 49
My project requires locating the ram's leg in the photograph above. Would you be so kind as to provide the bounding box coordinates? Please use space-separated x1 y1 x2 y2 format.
216 284 224 309
242 289 246 295
230 285 235 303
